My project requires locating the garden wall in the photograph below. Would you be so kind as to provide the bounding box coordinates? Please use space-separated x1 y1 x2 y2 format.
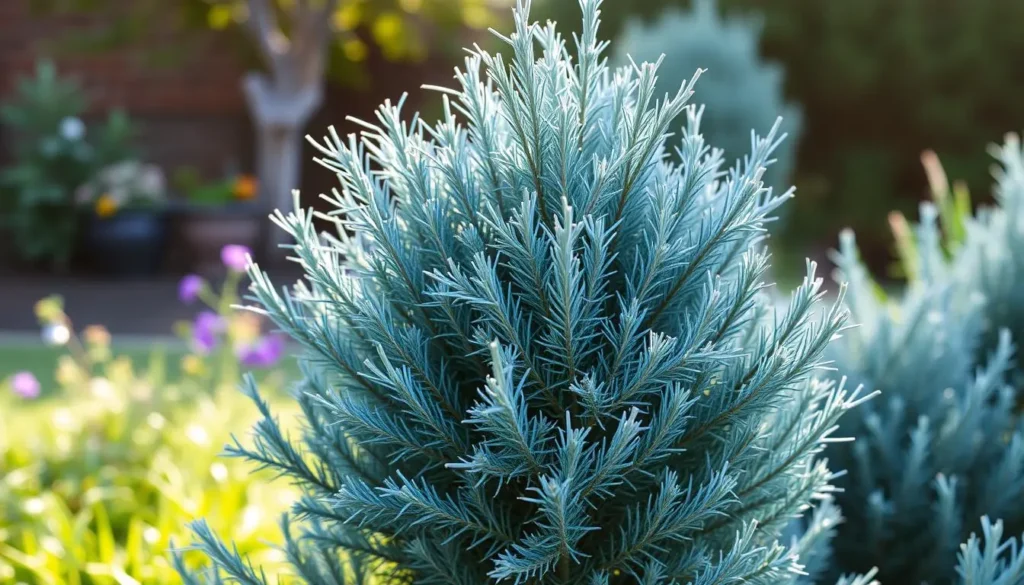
0 0 460 272
0 0 249 179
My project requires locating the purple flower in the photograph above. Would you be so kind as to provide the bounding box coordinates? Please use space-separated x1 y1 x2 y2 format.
10 371 40 399
221 245 252 273
238 334 287 368
178 274 204 304
192 311 225 354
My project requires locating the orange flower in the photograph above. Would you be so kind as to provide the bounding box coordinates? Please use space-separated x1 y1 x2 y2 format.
83 324 111 347
232 175 258 200
95 194 118 217
228 312 262 345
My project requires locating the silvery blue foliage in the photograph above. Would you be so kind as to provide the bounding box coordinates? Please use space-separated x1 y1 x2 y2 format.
956 518 1024 585
950 135 1024 390
824 141 1024 584
177 1 867 584
611 0 802 197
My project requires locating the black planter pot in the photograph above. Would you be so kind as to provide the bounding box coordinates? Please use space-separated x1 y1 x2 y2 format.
84 209 169 277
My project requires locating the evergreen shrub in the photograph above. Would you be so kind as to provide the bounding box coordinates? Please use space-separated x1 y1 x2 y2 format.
181 2 870 584
824 135 1024 584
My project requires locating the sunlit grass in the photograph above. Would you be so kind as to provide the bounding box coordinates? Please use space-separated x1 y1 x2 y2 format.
0 341 300 399
1 380 301 585
0 341 179 396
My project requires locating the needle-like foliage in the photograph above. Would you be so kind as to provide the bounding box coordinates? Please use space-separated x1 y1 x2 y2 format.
824 139 1024 584
947 137 1024 394
891 137 1024 398
178 1 868 584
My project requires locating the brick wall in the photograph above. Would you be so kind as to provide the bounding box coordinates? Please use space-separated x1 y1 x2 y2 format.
0 0 250 179
0 3 248 114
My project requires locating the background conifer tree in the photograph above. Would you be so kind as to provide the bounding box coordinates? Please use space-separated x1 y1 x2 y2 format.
178 1 871 583
611 0 801 198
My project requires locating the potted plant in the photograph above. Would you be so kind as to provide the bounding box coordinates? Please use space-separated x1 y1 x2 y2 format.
0 60 134 273
76 160 169 277
171 167 267 278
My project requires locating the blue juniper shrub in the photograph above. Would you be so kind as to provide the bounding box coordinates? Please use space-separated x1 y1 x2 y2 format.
895 138 1024 405
950 137 1024 396
824 137 1024 585
179 1 871 584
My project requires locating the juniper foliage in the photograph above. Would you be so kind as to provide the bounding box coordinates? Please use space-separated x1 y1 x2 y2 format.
180 1 868 583
948 136 1024 393
825 153 1024 583
611 0 802 196
892 139 1024 395
954 518 1024 585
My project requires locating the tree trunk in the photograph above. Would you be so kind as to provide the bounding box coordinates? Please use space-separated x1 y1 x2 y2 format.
255 121 303 255
243 72 322 260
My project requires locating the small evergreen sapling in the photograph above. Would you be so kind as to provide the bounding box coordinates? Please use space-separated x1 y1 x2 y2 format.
825 202 1024 582
611 0 802 196
180 1 869 583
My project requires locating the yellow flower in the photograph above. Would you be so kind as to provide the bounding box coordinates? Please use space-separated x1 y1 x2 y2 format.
55 355 85 388
399 0 422 12
232 175 258 200
343 38 368 62
34 295 64 325
181 354 205 377
106 356 134 385
333 2 361 30
95 193 118 217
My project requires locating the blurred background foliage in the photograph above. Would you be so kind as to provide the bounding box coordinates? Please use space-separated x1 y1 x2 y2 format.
0 379 297 585
0 335 297 585
539 0 1024 276
0 61 136 271
25 0 1024 275
27 0 506 90
2 0 1024 581
0 269 298 585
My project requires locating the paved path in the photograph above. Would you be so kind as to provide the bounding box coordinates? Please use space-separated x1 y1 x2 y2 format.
0 267 305 337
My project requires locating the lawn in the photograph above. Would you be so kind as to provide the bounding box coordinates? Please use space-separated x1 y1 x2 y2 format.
0 338 301 398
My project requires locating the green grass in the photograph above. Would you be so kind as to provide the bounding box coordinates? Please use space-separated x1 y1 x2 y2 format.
0 342 173 389
0 339 301 398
